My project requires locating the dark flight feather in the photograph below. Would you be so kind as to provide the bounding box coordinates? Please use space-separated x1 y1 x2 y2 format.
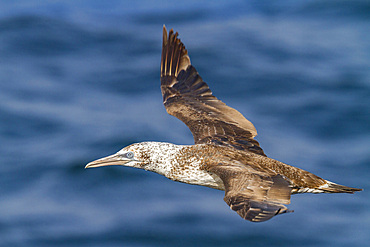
161 26 264 155
208 162 292 222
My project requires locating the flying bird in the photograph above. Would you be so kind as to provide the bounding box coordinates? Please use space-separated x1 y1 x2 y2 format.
86 26 362 222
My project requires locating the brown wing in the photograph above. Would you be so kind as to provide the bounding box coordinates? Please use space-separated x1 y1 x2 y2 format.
160 26 265 155
208 163 292 222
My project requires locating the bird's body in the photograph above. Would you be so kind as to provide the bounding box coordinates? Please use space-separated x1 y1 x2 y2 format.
86 26 361 222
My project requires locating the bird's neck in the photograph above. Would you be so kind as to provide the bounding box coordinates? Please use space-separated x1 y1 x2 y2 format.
140 142 185 176
138 142 223 189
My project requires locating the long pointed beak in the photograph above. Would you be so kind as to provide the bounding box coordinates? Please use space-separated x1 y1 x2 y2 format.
85 154 132 169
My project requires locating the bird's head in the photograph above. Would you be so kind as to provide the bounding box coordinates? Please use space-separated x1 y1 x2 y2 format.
85 142 151 169
85 142 180 174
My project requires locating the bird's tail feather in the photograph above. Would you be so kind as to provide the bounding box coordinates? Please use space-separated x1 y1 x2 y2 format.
321 181 362 194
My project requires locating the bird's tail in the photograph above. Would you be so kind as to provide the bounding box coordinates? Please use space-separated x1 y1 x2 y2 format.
293 180 362 194
320 181 362 194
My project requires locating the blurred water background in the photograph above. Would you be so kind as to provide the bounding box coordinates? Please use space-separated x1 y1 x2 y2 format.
0 1 369 246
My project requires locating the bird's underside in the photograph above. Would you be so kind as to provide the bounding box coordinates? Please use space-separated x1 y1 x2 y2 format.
86 25 362 223
159 25 362 222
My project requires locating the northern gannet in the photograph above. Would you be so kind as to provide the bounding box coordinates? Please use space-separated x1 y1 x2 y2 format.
86 26 362 222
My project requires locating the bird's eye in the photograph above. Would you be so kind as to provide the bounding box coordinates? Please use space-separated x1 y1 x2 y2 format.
126 152 134 159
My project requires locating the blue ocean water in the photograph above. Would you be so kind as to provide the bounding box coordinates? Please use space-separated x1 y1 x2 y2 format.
0 0 369 246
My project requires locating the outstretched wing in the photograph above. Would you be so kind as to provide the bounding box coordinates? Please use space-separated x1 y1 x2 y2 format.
208 163 292 222
160 26 265 155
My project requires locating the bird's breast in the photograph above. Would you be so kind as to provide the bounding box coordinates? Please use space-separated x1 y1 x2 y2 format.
166 155 225 190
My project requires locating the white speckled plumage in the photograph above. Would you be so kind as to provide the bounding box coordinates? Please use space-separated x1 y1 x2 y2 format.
118 142 224 189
